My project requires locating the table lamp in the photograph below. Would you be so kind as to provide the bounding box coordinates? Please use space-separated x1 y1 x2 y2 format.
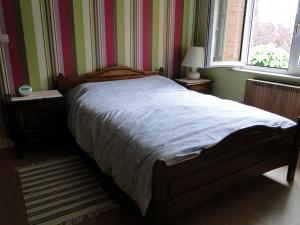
182 46 205 80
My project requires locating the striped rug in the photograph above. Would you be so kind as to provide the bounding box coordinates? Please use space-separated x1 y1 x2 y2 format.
17 156 119 225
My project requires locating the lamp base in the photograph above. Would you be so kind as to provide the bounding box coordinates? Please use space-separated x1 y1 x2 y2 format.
186 71 201 80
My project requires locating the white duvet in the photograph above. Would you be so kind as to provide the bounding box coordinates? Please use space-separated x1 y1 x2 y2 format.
65 75 295 214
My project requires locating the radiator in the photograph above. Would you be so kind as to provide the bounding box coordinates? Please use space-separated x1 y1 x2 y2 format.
244 79 300 122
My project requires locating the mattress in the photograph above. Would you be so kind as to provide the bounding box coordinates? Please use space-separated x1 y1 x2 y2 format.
65 75 295 214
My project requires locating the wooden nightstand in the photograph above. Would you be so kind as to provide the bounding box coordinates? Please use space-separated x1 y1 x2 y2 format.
4 90 66 158
175 78 213 94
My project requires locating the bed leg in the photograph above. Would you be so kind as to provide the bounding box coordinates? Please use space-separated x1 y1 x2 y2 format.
287 161 298 182
287 117 300 182
152 160 168 225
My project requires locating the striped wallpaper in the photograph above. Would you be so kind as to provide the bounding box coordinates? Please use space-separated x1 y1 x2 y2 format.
0 0 199 94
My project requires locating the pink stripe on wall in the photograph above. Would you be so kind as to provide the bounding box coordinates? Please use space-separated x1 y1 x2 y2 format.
59 0 73 76
104 0 114 67
172 0 183 78
2 0 24 89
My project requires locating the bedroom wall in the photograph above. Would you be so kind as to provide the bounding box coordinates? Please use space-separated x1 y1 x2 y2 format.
0 0 198 95
0 0 200 143
203 68 300 102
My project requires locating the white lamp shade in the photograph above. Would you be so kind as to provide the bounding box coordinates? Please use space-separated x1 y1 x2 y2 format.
182 46 205 68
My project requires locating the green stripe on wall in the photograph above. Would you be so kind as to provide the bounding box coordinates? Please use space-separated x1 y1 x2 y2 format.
73 0 86 75
40 0 52 88
89 2 97 70
19 0 41 91
116 0 125 66
181 0 190 53
152 0 160 70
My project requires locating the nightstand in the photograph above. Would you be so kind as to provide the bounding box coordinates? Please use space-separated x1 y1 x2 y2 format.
4 90 66 158
175 78 213 94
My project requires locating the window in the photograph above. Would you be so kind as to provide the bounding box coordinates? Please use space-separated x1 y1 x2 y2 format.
206 0 300 75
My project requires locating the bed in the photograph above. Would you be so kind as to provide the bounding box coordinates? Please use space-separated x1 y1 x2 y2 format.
58 66 300 224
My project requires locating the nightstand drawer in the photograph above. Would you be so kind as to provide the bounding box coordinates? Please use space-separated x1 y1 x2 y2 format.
188 83 211 93
4 90 65 158
175 78 213 94
14 101 64 137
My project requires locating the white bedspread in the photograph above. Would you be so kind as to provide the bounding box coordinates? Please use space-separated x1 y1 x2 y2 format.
65 76 295 214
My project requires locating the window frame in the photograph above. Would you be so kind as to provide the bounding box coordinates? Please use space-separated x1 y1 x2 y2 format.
288 0 300 75
205 0 300 76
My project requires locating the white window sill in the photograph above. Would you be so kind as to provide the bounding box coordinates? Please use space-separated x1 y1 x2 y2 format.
231 67 300 79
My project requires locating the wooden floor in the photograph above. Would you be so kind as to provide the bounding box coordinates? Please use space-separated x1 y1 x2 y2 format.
0 147 300 225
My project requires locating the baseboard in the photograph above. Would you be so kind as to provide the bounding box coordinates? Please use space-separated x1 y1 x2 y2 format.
0 138 14 149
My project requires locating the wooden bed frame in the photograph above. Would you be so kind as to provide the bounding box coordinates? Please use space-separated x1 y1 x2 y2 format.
58 66 300 224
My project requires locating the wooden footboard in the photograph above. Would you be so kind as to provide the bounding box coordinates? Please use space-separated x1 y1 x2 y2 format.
151 120 300 224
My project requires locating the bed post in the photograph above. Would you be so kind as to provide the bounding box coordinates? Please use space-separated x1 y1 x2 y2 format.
57 73 65 92
152 159 168 225
287 116 300 182
159 67 165 76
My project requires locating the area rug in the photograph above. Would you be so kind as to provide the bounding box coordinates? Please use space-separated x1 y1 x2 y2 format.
17 156 119 225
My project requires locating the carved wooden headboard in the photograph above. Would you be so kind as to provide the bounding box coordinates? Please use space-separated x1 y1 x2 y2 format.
57 66 165 92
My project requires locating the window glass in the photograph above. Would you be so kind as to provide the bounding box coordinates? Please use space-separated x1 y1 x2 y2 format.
213 0 247 62
247 0 298 69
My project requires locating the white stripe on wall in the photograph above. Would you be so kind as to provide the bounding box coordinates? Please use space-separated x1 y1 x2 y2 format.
138 0 143 69
167 0 176 76
53 0 64 75
99 0 107 68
